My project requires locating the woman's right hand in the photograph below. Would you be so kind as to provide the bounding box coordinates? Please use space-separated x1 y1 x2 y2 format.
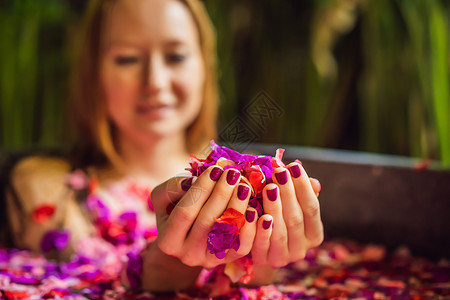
150 166 257 270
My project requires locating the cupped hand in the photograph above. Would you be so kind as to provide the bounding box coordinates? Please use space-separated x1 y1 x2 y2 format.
251 162 324 267
151 166 257 270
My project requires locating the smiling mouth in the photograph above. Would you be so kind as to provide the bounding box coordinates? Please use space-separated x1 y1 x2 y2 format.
136 104 175 120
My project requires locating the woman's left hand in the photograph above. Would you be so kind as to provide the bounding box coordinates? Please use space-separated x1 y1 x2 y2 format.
250 162 324 267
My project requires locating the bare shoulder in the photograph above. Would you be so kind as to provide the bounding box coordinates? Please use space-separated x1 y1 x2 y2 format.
10 156 72 211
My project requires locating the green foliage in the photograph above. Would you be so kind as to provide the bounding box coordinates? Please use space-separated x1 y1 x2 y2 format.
0 0 449 165
0 0 74 150
359 0 450 164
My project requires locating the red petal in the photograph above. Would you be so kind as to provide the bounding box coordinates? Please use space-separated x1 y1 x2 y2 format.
108 223 126 238
248 170 265 194
236 256 254 284
271 148 286 168
89 176 99 194
216 208 245 229
32 204 56 224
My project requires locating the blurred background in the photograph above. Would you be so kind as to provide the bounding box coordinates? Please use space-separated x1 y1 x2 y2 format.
0 0 449 165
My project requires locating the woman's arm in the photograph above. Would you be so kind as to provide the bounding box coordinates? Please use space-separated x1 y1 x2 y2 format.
139 241 203 292
5 156 93 260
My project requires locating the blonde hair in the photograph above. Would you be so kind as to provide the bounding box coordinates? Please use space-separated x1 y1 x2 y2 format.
69 0 219 170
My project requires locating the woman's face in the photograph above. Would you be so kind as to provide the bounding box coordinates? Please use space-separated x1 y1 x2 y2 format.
101 0 204 143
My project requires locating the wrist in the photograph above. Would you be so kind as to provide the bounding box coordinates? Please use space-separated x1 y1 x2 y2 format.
140 241 202 292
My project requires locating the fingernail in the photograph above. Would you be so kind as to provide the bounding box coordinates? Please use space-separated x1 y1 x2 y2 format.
288 164 301 178
210 167 223 181
245 210 255 222
226 169 240 185
267 187 277 201
263 219 272 230
275 170 288 185
181 177 193 191
237 185 249 200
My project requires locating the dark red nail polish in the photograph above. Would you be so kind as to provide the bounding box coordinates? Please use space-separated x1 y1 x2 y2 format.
275 170 288 185
245 210 255 222
166 201 178 215
267 187 277 201
226 169 240 185
288 164 301 178
238 185 249 200
263 219 272 229
210 167 223 181
181 177 193 191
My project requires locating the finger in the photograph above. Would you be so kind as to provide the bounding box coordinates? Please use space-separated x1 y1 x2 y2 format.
165 176 201 216
272 167 306 262
186 168 241 253
207 183 252 262
251 214 273 265
222 207 257 263
226 183 251 214
151 176 189 217
287 163 323 247
262 183 290 267
157 166 224 255
309 177 321 197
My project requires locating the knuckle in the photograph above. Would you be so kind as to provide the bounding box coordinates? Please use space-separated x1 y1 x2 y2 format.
285 215 304 229
272 233 288 246
194 217 214 233
303 203 320 219
236 245 250 257
173 207 196 224
271 258 289 269
181 252 200 267
157 240 176 257
204 261 218 270
290 250 306 263
310 231 324 247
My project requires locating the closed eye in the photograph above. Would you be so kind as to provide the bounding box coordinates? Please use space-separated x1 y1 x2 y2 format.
115 56 139 65
167 54 187 63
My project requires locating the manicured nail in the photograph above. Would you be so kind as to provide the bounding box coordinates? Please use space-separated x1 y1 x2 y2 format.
275 170 288 185
181 177 193 191
245 210 255 222
237 185 250 200
210 167 223 181
267 187 278 201
226 169 240 185
263 219 272 230
288 164 301 178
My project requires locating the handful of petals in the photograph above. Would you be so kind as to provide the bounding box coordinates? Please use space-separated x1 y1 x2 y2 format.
188 141 287 218
187 141 289 282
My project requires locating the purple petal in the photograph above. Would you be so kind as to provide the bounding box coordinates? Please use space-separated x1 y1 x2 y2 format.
126 251 143 290
119 211 138 231
86 195 110 221
207 223 240 259
41 230 70 253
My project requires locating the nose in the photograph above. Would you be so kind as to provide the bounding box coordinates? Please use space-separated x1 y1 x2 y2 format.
144 54 169 95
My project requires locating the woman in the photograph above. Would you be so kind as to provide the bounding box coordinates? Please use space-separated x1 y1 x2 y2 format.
5 0 323 293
